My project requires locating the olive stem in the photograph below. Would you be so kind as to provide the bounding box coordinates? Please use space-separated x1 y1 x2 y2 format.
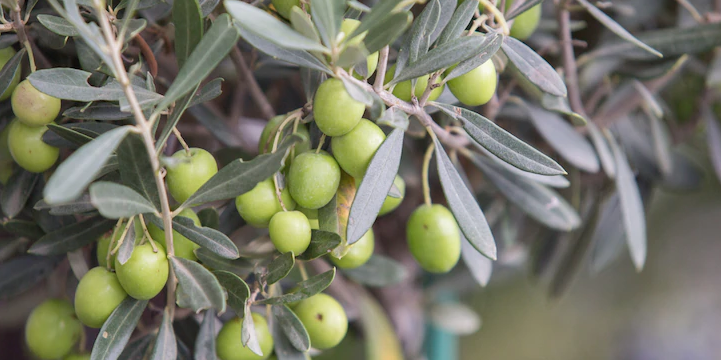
106 218 125 270
298 261 309 281
272 173 288 212
421 139 435 207
556 0 587 118
111 216 135 256
137 214 156 247
417 70 442 107
270 110 301 154
11 4 36 73
230 46 275 119
94 3 177 319
373 46 390 92
172 127 192 156
478 0 510 35
316 134 326 154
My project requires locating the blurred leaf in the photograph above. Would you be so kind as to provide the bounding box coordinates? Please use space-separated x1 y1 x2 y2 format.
64 103 133 120
433 102 565 175
28 218 115 255
708 49 721 89
469 154 581 231
198 207 220 230
633 80 663 118
171 256 227 313
44 125 132 204
226 0 328 52
147 215 239 259
330 173 357 258
296 229 342 260
194 309 218 360
150 308 178 360
213 270 250 315
357 290 404 360
199 0 219 16
392 35 492 84
183 134 304 206
174 0 203 68
540 94 587 126
660 150 703 192
195 248 253 275
186 103 240 147
526 105 600 173
1 169 39 218
704 107 721 184
586 121 616 178
506 0 543 20
607 133 646 271
429 301 481 335
475 145 569 188
44 123 94 148
0 255 61 299
256 268 336 305
350 0 403 38
156 14 239 113
311 0 344 47
156 88 199 149
37 14 79 36
436 0 476 46
343 254 406 287
0 47 24 97
189 78 224 107
53 0 116 75
461 235 492 287
376 106 409 130
28 68 161 104
645 109 672 176
118 134 161 210
116 219 136 265
347 128 403 244
90 298 149 360
434 139 496 260
236 26 331 74
272 305 310 352
265 252 295 285
118 334 153 360
270 316 308 360
242 309 263 356
589 193 625 274
291 7 320 42
364 11 412 54
340 76 373 106
443 31 502 82
576 0 661 59
502 37 567 97
3 219 45 239
318 195 339 234
89 182 158 218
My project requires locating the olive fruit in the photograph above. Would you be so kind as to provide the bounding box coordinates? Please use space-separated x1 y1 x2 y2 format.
148 208 201 261
271 0 301 19
0 47 19 100
378 175 405 216
406 204 461 273
74 267 128 328
331 119 386 179
235 178 296 228
269 210 311 254
114 243 169 300
287 151 341 209
166 148 218 204
216 313 274 360
64 353 91 360
258 114 311 154
313 78 365 137
330 229 374 269
7 119 59 173
293 293 348 349
12 80 61 127
508 0 541 40
445 60 497 106
340 18 379 77
25 299 83 360
297 207 319 229
0 123 15 185
386 65 444 102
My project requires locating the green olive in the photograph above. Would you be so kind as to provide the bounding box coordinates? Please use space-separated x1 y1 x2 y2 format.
0 47 20 100
330 229 374 269
74 267 128 328
216 313 274 360
63 353 91 360
147 208 201 261
297 207 319 229
287 150 341 209
445 60 497 106
293 293 348 350
25 298 83 360
313 78 365 137
115 243 169 300
7 119 59 173
0 123 15 185
166 148 218 204
258 115 311 154
269 210 312 255
406 204 461 273
378 175 405 216
480 0 541 40
236 178 296 228
385 64 444 102
340 18 379 77
330 119 386 179
12 80 61 127
271 0 301 19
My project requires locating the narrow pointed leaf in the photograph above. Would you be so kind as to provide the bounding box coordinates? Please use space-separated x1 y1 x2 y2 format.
506 0 544 20
502 37 567 97
475 145 569 188
0 255 62 299
89 182 158 219
198 207 220 230
28 68 161 104
343 254 406 287
236 26 332 74
44 125 132 204
194 309 218 360
429 0 458 44
408 0 441 63
242 309 263 356
118 335 153 360
171 256 227 313
265 252 295 285
150 308 178 360
436 0 476 46
586 122 616 178
272 305 310 352
349 0 403 38
461 235 492 287
433 102 565 175
256 268 336 305
1 169 39 218
90 298 149 360
116 219 137 265
174 0 204 68
296 229 342 260
347 128 403 244
3 219 45 239
311 0 344 47
64 103 133 121
28 218 115 255
195 248 254 276
147 215 239 259
434 139 496 260
213 270 249 315
37 14 79 36
270 311 307 360
364 11 412 54
0 47 24 96
118 134 161 210
590 193 626 274
704 107 721 183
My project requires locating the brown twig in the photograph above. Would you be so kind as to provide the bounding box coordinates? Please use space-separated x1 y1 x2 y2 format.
134 34 158 77
556 0 587 118
230 46 275 119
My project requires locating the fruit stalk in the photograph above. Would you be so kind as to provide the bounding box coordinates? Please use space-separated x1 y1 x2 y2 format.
94 3 178 317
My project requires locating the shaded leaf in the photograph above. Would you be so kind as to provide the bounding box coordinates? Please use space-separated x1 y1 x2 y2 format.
90 298 149 360
1 169 39 218
37 14 79 36
272 305 310 352
270 310 308 360
461 235 492 287
195 248 254 275
118 134 161 210
64 102 133 121
364 11 412 54
89 182 158 219
443 31 502 82
311 0 344 47
343 254 406 287
407 0 441 64
117 334 153 360
506 0 544 20
187 103 240 147
0 47 24 97
296 229 342 260
197 207 220 230
28 218 115 255
0 255 61 299
213 270 249 315
704 107 721 184
194 309 218 360
586 121 616 178
116 219 136 265
589 193 625 274
3 219 45 239
150 308 178 360
242 309 263 356
502 37 567 97
265 252 294 285
256 269 336 305
188 78 224 107
147 215 239 259
474 145 569 188
436 0 476 46
171 256 227 312
236 26 331 74
350 0 403 38
174 0 204 68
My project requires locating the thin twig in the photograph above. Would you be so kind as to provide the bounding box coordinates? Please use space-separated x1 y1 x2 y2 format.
134 34 158 77
675 0 704 23
373 46 389 92
557 0 587 118
421 140 435 207
230 46 275 119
